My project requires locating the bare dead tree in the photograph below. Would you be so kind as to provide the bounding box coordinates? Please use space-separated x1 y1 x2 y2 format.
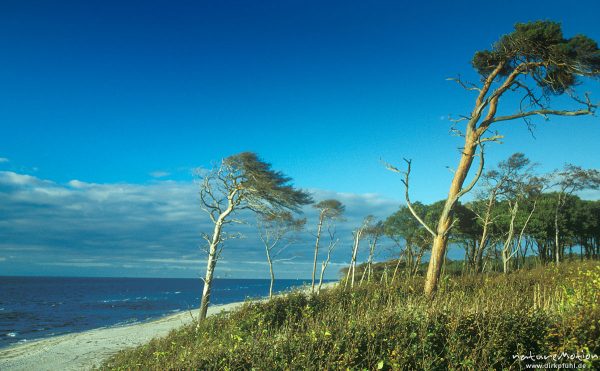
257 211 306 298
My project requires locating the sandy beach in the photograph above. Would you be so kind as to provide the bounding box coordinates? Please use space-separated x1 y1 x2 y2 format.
0 283 336 371
0 301 243 371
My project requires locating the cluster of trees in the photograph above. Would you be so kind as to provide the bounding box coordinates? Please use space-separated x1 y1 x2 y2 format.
193 21 599 315
196 152 348 320
387 20 599 295
384 154 600 277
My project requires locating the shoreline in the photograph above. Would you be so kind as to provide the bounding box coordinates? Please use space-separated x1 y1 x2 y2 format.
0 301 242 371
0 282 336 371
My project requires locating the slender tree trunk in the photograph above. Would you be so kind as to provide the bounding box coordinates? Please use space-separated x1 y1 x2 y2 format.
199 200 235 321
317 256 330 293
424 137 477 295
475 194 495 273
361 236 377 284
413 247 425 277
502 201 518 274
199 243 218 321
406 245 414 278
554 194 562 265
311 213 324 293
346 230 362 289
391 248 405 284
265 246 275 298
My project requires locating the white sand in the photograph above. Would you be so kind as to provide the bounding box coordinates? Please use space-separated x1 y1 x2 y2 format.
0 301 244 371
0 282 337 371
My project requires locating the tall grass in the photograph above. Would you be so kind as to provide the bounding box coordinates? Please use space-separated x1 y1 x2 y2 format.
102 261 599 370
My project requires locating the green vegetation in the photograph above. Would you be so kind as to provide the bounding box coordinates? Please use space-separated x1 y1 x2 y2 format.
102 261 599 370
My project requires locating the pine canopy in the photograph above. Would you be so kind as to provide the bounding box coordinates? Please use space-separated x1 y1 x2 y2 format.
472 21 600 94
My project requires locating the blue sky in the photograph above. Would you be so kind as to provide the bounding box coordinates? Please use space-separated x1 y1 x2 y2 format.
1 0 599 278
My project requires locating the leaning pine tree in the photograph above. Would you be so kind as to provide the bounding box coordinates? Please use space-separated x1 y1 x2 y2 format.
388 21 599 296
196 152 312 320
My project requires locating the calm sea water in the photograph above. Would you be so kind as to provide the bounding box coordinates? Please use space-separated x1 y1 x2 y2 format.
0 276 316 349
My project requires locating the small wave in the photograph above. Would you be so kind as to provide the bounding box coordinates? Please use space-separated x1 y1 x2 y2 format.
174 291 181 294
100 298 132 303
6 332 17 337
0 308 4 311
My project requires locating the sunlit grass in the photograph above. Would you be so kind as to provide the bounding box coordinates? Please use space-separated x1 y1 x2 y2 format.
101 261 600 370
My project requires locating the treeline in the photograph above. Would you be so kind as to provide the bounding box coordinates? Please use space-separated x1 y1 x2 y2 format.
383 153 600 276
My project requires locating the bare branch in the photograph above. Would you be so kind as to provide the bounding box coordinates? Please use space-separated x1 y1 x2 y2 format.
385 158 437 238
447 76 481 92
490 107 594 124
478 134 504 143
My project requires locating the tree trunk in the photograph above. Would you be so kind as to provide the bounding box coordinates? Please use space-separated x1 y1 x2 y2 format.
199 240 219 320
554 196 561 265
475 194 495 273
199 199 235 321
502 201 518 274
317 260 328 293
424 136 477 295
346 230 362 289
391 251 404 284
266 245 275 298
311 213 324 293
413 247 425 277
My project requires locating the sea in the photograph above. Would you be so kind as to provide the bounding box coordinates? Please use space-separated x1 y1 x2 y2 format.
0 276 318 349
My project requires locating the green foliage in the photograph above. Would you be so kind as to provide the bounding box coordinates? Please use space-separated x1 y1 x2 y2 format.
102 261 600 370
313 199 345 219
472 21 600 93
224 152 313 213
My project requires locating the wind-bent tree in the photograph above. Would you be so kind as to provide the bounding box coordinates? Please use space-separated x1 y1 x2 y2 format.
257 211 306 298
311 199 345 293
391 21 599 295
550 164 600 264
197 152 312 320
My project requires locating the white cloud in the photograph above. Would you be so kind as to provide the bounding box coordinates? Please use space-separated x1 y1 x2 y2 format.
38 262 114 268
150 171 170 178
0 157 9 163
0 171 402 278
0 171 48 186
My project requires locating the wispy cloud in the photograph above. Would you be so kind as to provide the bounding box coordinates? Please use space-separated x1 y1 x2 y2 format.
150 171 171 178
0 170 402 278
0 157 9 163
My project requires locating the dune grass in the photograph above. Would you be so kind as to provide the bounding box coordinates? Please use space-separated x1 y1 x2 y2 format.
101 260 599 370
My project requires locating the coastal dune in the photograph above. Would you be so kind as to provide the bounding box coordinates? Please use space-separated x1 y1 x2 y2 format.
0 302 242 371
